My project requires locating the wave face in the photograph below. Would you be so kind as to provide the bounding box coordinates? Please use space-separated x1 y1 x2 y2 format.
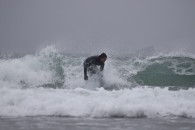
133 56 195 88
0 46 195 118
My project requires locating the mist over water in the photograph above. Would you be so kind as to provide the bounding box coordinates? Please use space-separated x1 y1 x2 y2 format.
0 0 195 54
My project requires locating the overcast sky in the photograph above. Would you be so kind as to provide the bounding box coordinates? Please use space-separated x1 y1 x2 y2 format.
0 0 195 54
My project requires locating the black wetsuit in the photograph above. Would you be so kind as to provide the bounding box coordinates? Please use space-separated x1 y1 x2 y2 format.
83 56 104 78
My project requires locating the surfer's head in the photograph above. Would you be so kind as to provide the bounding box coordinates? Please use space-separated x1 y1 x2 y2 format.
99 53 107 63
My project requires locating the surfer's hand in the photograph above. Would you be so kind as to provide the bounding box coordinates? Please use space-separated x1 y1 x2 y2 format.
84 75 88 80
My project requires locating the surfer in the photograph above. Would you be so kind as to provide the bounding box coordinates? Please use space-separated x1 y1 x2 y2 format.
83 53 107 80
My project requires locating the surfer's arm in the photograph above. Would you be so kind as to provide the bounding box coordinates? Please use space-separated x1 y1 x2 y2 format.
83 57 95 75
100 63 104 71
83 62 90 80
84 65 88 77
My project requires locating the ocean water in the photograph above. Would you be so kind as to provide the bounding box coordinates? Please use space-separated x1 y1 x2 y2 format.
0 46 195 129
0 117 195 130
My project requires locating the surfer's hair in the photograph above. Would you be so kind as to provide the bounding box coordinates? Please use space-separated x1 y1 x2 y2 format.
99 53 107 58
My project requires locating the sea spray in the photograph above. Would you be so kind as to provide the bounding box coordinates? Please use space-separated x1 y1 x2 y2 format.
0 87 195 118
0 46 195 118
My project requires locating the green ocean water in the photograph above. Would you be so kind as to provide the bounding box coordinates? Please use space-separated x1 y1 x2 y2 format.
133 56 195 88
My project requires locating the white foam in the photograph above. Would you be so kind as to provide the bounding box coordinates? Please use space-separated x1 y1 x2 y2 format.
0 87 195 118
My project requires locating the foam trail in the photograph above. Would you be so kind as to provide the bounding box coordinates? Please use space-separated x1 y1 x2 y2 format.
0 87 195 118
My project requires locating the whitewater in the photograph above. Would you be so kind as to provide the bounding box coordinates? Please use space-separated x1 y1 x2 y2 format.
0 46 195 118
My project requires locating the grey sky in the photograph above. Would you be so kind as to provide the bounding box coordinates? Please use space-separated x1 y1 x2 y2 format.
0 0 195 54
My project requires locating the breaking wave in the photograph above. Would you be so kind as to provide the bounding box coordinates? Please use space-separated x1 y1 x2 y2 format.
0 46 195 118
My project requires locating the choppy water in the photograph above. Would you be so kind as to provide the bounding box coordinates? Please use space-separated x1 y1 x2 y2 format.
0 46 195 118
1 117 195 130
